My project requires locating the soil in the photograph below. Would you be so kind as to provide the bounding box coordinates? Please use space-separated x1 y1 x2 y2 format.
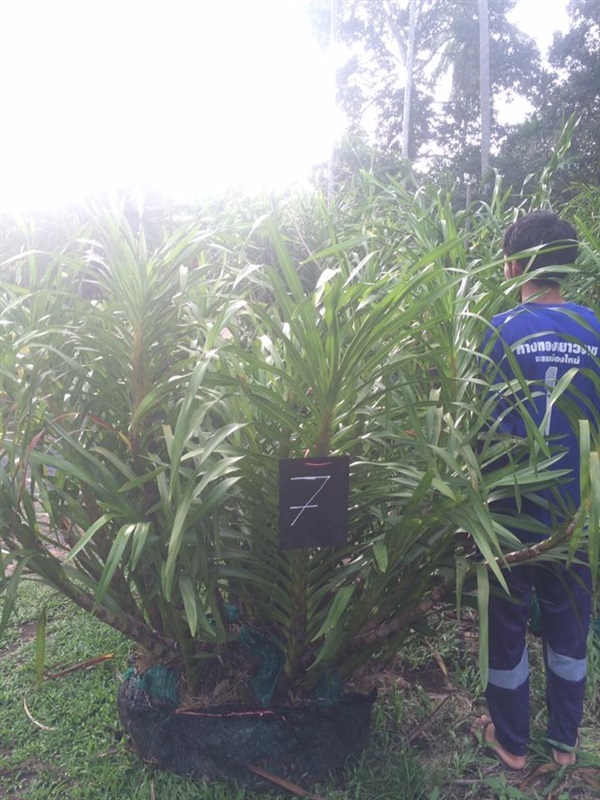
0 621 37 661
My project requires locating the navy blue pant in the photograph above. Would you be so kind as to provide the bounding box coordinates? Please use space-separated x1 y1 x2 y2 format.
485 560 592 756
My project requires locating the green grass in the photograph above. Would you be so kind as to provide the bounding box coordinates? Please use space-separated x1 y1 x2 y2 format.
1 583 599 800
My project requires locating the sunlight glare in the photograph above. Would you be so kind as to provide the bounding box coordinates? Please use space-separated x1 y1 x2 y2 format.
498 0 569 125
509 0 570 56
0 0 342 212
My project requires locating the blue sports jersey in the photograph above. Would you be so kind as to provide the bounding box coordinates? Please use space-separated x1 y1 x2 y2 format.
481 302 600 533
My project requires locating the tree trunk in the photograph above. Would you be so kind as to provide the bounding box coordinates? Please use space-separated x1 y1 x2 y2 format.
401 0 418 160
478 0 491 179
327 0 338 205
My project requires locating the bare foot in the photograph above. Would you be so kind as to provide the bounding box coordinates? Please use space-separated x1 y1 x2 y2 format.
552 745 577 766
471 715 527 771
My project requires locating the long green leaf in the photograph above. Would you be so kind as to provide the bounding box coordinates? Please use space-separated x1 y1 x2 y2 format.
94 524 135 607
311 584 355 642
35 606 47 688
179 576 198 637
476 563 490 690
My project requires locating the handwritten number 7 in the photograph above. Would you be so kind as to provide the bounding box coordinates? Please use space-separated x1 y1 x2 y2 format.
290 475 330 526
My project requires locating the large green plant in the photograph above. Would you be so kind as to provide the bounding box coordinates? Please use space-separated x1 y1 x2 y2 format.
1 183 598 697
1 208 244 684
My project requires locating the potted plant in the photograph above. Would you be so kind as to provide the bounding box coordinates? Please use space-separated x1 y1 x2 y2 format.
2 185 597 789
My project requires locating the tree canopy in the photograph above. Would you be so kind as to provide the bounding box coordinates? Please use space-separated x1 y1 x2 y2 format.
314 0 599 197
497 0 600 192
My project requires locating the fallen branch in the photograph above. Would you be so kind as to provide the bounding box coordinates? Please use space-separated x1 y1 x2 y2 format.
246 764 324 799
44 653 114 681
407 695 452 744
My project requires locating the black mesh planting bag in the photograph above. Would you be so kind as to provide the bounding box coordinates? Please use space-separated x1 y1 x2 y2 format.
118 664 375 790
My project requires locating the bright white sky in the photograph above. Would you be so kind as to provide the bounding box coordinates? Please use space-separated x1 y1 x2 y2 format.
0 0 570 214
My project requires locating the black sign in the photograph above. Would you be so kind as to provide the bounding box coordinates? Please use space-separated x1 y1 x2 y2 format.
278 456 349 549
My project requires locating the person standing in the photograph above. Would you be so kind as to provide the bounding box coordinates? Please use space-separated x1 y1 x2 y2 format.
473 210 600 769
